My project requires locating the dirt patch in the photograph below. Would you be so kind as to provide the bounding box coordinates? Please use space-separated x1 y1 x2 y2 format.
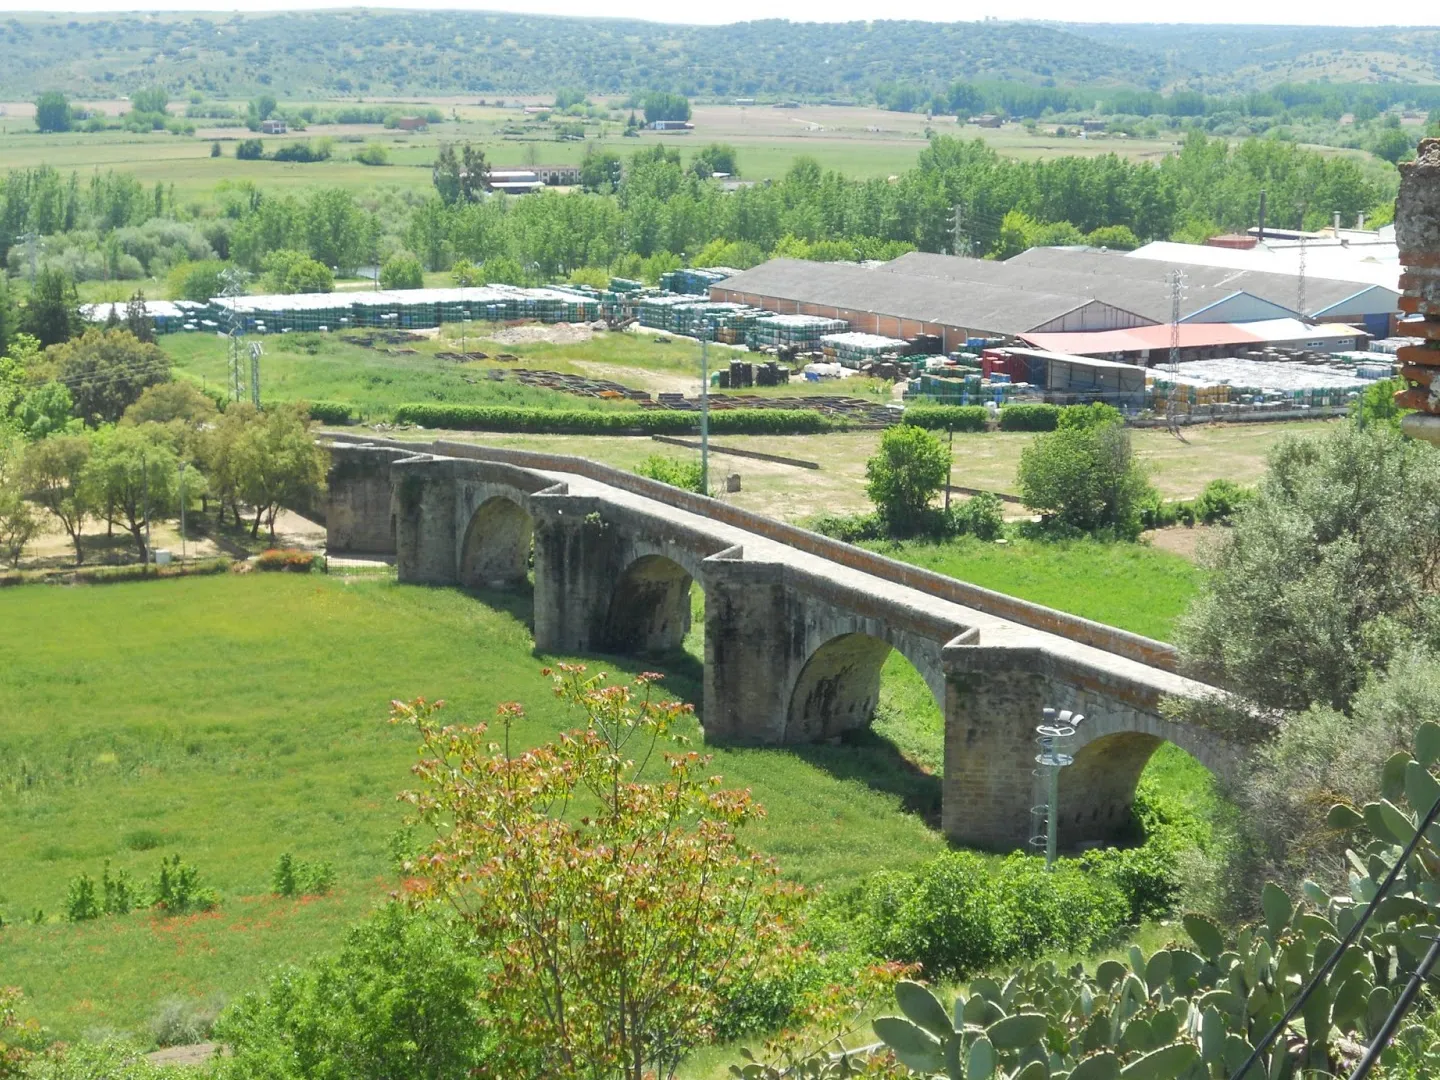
486 322 599 346
1144 524 1220 563
569 361 700 396
145 1042 218 1067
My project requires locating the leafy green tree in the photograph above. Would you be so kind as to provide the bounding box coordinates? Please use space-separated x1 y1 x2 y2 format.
379 253 424 290
124 292 155 344
642 91 691 124
246 93 278 130
230 403 326 540
261 249 334 293
691 143 740 178
1178 423 1440 713
1084 224 1141 250
1017 417 1152 539
48 329 171 426
13 382 78 440
864 424 951 537
166 260 227 303
303 188 374 273
235 138 264 160
21 433 92 564
21 267 81 347
431 142 488 205
130 86 169 115
393 667 798 1080
579 147 624 193
1369 126 1415 165
0 274 18 360
1353 376 1406 430
449 258 480 286
34 90 71 133
0 434 37 568
215 905 493 1080
83 423 178 561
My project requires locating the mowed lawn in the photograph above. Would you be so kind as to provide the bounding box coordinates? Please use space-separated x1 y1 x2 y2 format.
0 573 947 1038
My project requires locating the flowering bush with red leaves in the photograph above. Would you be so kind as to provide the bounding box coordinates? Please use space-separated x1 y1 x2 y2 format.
391 665 804 1080
252 548 316 573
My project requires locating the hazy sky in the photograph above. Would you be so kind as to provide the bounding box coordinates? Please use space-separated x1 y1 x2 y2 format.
0 0 1424 27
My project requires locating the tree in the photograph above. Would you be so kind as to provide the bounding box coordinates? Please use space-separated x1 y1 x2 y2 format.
432 142 488 205
0 435 38 568
21 267 81 347
1017 418 1152 539
34 90 71 133
1177 424 1440 713
642 91 691 125
261 250 333 294
166 260 227 303
394 666 799 1080
214 905 492 1080
21 433 92 564
1084 224 1141 250
1369 126 1415 165
579 148 624 193
122 380 218 432
130 86 169 115
124 292 155 343
83 424 178 562
246 93 278 130
236 138 265 160
49 329 171 426
379 253 424 290
0 274 18 361
211 140 223 158
691 143 740 178
12 381 77 440
864 424 951 537
230 403 326 540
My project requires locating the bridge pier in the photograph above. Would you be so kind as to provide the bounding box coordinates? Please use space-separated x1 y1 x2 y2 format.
393 456 462 585
702 555 792 743
531 493 620 655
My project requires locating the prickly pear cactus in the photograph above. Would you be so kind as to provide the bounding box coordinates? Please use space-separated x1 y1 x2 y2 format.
866 722 1440 1079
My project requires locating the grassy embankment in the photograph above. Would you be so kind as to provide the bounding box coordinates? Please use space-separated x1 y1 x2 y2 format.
0 531 1201 1041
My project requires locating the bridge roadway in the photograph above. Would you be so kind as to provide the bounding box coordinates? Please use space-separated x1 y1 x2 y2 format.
324 434 1233 851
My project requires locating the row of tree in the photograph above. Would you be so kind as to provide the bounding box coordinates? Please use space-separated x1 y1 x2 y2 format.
1 322 326 567
0 129 1395 293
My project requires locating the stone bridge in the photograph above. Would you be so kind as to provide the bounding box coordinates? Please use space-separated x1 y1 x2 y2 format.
325 435 1235 852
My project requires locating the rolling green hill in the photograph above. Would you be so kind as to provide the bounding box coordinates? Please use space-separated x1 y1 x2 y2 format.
4 11 1440 103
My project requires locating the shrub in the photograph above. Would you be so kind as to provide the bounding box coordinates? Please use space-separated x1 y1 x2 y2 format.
947 491 1005 540
853 850 1123 978
391 403 835 436
998 403 1060 431
150 997 224 1047
1192 477 1253 524
379 253 424 290
353 142 389 166
270 141 331 163
235 138 264 160
864 425 951 537
634 454 705 493
101 860 138 915
271 852 336 898
64 873 101 922
808 511 884 543
214 905 493 1080
901 404 988 432
1017 419 1154 539
151 854 219 914
166 259 227 303
303 400 353 424
254 549 317 573
1057 401 1123 430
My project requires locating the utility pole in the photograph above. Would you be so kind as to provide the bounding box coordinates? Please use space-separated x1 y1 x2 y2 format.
699 334 710 495
944 428 954 512
1166 269 1186 436
950 203 967 257
249 340 263 409
178 461 187 562
141 450 150 568
219 266 249 404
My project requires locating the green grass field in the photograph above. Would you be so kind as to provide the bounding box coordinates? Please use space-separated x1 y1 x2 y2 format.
0 519 1209 1043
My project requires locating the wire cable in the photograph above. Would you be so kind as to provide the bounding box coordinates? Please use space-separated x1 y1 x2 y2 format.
1347 931 1440 1080
1228 789 1440 1080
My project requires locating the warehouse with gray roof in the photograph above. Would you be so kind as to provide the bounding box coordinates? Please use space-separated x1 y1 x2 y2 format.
709 247 1400 352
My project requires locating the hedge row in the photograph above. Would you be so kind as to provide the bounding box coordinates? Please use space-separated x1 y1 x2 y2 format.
998 403 1062 431
391 404 837 436
0 558 233 589
305 401 355 425
900 405 989 432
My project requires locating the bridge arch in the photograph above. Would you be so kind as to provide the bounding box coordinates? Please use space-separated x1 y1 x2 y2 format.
1056 716 1231 849
459 495 533 588
784 631 945 744
604 553 696 655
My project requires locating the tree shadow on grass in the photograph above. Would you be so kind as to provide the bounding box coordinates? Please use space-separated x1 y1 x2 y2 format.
787 727 943 826
462 580 537 630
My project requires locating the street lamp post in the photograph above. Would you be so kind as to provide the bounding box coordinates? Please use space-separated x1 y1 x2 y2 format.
700 333 710 495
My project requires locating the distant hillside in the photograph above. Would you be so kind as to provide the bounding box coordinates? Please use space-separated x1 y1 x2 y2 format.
1 11 1438 102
